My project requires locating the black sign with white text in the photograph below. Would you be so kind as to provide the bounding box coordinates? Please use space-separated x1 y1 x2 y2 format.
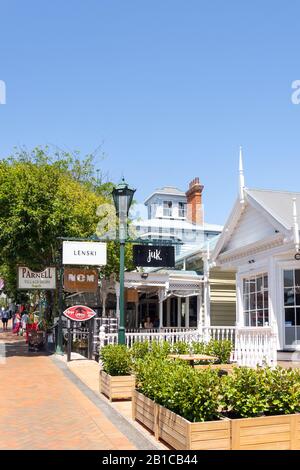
133 245 175 267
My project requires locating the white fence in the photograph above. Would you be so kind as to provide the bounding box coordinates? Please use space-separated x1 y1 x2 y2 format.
98 325 277 367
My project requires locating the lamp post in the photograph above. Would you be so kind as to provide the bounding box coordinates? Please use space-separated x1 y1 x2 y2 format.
112 178 135 344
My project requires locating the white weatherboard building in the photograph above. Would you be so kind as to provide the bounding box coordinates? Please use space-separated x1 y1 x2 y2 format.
133 180 222 258
212 149 300 351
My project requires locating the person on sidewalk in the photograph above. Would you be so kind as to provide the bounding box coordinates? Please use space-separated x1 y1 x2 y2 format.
1 308 9 331
13 311 21 334
21 310 29 337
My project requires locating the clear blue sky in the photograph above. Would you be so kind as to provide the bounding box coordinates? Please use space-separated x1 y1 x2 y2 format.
1 0 300 224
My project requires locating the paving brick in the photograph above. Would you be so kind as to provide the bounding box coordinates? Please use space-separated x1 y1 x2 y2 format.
0 328 136 450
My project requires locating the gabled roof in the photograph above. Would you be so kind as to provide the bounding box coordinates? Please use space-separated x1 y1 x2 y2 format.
246 188 300 230
212 187 300 261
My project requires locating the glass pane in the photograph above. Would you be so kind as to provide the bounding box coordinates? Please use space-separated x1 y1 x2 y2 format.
250 311 257 326
257 310 264 326
243 279 249 295
257 277 263 293
250 279 256 293
244 312 250 326
284 270 294 288
296 287 300 306
250 293 256 310
243 294 249 311
295 270 300 287
285 327 296 346
296 308 300 327
264 275 268 289
257 292 263 309
296 326 300 343
285 308 295 326
264 291 269 309
264 309 269 325
284 288 295 307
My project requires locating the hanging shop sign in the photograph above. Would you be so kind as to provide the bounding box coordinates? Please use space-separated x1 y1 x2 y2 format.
133 245 175 268
18 267 56 290
63 305 96 322
125 288 139 303
62 241 107 266
64 268 98 292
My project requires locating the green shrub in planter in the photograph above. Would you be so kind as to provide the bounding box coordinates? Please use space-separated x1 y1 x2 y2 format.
206 339 232 364
171 341 190 354
191 341 207 355
148 340 172 359
222 367 269 418
261 367 300 416
100 344 132 376
130 340 150 361
135 356 223 422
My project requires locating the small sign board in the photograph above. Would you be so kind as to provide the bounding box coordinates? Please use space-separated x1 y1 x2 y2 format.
63 305 96 322
62 241 107 266
18 267 56 290
64 268 98 292
133 245 175 268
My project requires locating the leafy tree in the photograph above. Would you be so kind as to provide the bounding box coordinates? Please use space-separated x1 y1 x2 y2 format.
0 146 133 306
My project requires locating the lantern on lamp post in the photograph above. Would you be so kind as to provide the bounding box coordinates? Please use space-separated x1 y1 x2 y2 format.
112 178 135 344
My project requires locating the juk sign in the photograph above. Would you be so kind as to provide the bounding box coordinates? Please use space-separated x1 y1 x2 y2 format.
133 245 175 268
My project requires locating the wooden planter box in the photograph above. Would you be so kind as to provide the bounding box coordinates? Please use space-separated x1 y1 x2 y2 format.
231 414 300 450
100 370 135 401
132 390 158 435
158 405 231 450
132 390 230 450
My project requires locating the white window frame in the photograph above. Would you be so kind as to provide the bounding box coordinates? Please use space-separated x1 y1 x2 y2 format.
236 266 269 327
163 200 173 217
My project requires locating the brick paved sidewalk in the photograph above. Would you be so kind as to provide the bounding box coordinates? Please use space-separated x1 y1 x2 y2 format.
0 327 136 450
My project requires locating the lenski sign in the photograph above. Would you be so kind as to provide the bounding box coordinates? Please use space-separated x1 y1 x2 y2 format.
133 245 175 268
62 241 107 266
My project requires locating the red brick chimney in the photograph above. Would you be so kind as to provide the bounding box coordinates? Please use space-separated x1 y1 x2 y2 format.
185 177 204 225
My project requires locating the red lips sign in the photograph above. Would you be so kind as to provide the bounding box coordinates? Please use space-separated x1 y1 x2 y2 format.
63 305 96 322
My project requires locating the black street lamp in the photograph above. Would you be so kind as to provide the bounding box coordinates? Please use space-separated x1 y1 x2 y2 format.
112 178 135 345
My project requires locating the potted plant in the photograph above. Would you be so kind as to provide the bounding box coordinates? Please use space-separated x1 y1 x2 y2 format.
99 344 135 401
222 366 300 449
133 356 231 450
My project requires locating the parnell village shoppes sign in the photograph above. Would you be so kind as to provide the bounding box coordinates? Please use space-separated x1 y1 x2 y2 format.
18 267 56 290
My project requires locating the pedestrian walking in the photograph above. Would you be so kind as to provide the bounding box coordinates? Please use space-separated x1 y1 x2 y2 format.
1 307 9 331
21 310 29 336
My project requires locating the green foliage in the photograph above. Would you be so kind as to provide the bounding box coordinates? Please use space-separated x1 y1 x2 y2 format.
0 146 133 301
134 356 222 422
260 367 300 416
100 344 132 376
222 366 300 418
130 340 150 360
171 341 190 354
206 339 233 364
191 341 207 354
221 367 268 418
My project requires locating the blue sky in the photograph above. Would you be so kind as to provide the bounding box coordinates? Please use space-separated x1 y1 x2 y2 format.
1 0 300 224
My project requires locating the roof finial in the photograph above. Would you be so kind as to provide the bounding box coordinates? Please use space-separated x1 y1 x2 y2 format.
293 197 299 252
239 146 245 204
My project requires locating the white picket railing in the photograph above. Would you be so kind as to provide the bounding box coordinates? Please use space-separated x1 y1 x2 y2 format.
98 325 277 367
